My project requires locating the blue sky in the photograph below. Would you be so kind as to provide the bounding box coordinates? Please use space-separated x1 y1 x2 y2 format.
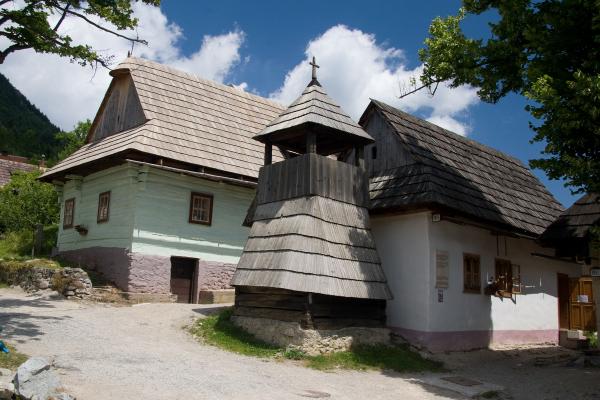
163 0 577 207
1 0 577 207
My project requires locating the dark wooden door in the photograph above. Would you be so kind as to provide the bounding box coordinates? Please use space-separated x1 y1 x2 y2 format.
557 273 570 329
569 277 596 330
170 258 196 303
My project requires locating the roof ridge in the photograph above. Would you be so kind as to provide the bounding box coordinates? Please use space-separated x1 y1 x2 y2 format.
117 57 285 111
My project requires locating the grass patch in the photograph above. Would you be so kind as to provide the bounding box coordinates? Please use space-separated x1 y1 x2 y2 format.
306 344 442 372
190 308 281 358
0 342 28 370
0 226 57 259
190 308 442 373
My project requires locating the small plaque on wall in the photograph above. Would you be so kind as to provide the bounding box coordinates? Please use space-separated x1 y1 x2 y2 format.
435 250 449 288
438 289 444 303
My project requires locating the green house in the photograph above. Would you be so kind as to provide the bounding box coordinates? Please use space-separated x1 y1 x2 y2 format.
41 57 284 303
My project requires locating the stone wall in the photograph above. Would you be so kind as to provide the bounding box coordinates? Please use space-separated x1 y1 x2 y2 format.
197 261 235 291
231 316 391 355
128 253 171 294
0 261 92 299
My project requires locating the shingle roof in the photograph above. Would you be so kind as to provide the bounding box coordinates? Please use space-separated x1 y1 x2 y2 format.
364 100 564 237
41 57 285 181
254 81 374 154
0 156 37 186
540 193 600 242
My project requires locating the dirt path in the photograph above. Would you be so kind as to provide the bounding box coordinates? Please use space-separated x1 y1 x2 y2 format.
0 288 461 400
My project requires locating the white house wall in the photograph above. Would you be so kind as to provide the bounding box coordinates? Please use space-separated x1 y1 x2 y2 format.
373 211 580 352
370 213 432 332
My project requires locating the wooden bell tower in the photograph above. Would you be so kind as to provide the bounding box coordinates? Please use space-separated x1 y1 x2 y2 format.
232 57 391 329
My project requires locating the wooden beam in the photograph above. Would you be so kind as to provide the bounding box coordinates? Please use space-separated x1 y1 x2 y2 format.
306 132 317 154
264 143 273 165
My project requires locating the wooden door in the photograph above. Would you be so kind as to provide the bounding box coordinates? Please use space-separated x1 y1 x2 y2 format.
557 273 570 329
569 277 596 330
170 258 196 303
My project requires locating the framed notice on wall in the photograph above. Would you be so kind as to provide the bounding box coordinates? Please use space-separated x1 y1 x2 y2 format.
435 250 449 288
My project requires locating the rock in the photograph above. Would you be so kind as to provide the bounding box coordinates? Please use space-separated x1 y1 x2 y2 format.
0 368 12 377
49 393 76 400
0 380 14 400
37 281 50 290
14 357 61 400
64 291 75 297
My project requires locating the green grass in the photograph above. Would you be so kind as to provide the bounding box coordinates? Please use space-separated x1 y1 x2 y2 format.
190 308 281 358
0 342 28 370
305 343 442 372
0 282 8 289
190 308 443 373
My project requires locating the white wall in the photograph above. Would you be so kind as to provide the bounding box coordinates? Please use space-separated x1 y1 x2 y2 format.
427 217 579 333
371 212 431 332
131 167 254 263
374 211 581 340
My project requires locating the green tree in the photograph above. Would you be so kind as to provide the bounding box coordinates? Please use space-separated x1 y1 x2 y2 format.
0 0 160 66
55 119 90 161
416 0 600 194
0 171 58 233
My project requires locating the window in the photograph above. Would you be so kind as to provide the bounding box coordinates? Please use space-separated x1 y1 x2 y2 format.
371 146 377 160
63 198 75 229
97 191 111 223
463 253 481 293
189 192 213 225
495 258 516 297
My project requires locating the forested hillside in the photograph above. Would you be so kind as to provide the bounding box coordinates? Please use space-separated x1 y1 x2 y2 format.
0 73 61 160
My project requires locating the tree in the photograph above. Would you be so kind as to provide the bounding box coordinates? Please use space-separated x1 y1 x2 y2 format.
416 0 600 194
0 170 58 233
0 0 160 66
55 119 90 161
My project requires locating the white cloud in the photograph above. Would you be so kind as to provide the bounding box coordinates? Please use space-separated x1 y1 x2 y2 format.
0 3 245 130
269 25 479 136
170 31 245 83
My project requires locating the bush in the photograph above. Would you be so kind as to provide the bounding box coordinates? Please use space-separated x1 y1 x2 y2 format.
0 225 57 258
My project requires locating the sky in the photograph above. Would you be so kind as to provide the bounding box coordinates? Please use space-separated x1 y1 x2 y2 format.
0 0 578 207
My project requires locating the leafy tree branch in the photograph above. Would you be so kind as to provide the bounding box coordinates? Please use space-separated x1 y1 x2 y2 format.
0 0 160 67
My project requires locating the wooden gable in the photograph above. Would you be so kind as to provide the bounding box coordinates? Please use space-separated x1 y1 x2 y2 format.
88 73 146 142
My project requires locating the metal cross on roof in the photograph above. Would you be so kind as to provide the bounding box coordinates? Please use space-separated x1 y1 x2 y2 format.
309 56 319 79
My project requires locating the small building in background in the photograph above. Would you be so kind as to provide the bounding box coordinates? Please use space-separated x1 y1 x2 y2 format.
0 153 39 186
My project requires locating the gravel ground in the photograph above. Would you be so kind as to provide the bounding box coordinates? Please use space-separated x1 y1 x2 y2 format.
0 288 461 400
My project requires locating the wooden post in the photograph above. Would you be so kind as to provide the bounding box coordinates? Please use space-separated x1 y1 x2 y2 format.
264 143 273 165
33 223 43 257
306 133 317 154
355 146 365 169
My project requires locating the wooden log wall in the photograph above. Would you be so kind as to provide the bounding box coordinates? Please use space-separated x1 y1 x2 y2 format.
256 153 369 207
233 286 386 329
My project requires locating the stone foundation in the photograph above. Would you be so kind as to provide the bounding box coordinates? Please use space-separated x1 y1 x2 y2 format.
231 316 391 355
197 261 236 291
58 247 236 302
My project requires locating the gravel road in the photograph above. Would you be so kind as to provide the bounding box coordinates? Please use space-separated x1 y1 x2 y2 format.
0 288 462 400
